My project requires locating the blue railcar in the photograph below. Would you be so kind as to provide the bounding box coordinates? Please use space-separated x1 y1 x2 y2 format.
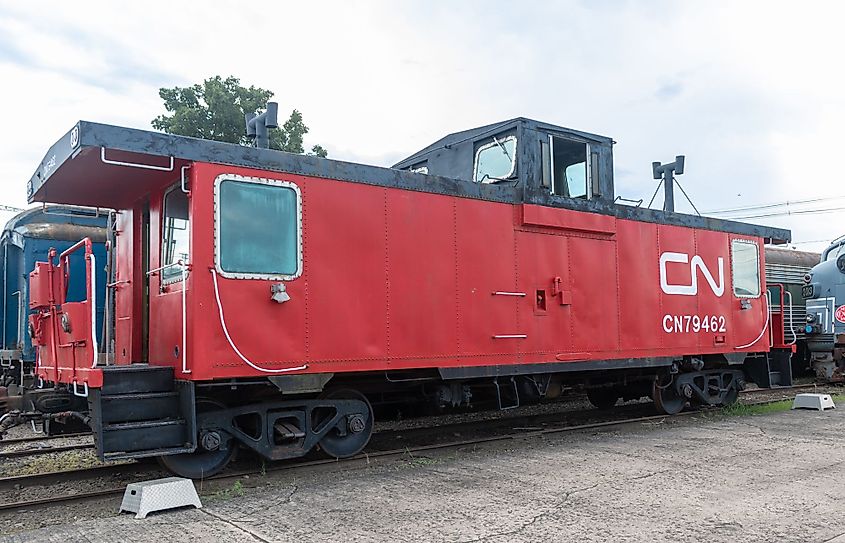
0 206 108 391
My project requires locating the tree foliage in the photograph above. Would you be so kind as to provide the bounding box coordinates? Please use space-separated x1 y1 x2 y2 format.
152 75 327 157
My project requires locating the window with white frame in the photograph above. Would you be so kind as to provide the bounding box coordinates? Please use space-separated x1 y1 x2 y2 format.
217 178 301 278
731 239 760 297
473 135 516 183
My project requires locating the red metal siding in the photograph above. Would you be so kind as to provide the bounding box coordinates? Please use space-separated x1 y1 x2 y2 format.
35 160 772 387
179 162 769 380
385 190 459 366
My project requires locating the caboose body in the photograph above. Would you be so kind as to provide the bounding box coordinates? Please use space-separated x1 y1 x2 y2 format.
17 118 790 477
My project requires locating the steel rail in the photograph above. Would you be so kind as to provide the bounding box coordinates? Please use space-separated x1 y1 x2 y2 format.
0 384 822 476
0 432 90 446
0 391 823 513
0 412 695 512
0 443 93 460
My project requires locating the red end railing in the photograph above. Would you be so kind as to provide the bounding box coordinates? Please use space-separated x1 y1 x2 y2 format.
30 237 101 394
60 237 98 369
768 283 796 351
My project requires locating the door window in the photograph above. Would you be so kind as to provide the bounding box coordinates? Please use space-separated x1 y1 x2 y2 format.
731 240 760 297
161 188 189 282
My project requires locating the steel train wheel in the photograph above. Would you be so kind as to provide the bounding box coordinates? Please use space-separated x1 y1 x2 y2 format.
317 389 374 459
587 388 619 410
652 375 685 415
721 386 739 407
158 399 236 479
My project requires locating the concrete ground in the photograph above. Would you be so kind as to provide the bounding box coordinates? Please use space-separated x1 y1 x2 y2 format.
5 406 845 543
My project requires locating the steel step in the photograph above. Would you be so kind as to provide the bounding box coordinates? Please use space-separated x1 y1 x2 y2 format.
100 364 174 395
99 391 180 423
101 419 190 454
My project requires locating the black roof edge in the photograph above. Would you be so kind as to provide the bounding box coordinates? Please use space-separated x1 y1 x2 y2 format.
522 190 790 244
27 121 789 244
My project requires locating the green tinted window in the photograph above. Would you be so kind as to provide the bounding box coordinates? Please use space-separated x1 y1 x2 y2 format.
219 180 299 276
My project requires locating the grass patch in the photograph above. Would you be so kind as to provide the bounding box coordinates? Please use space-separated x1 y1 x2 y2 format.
209 479 246 501
407 455 439 467
2 449 106 477
720 393 845 417
390 448 454 471
721 399 793 417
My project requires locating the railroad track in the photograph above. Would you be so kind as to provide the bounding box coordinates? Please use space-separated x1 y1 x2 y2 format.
0 431 93 460
0 383 816 454
0 443 93 460
0 384 828 513
0 432 89 446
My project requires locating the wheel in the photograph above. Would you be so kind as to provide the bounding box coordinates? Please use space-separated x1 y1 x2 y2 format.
317 389 374 459
587 388 619 410
652 375 686 415
158 399 235 479
516 376 542 405
721 385 739 407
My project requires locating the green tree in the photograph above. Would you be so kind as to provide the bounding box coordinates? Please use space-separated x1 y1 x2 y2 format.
152 75 327 157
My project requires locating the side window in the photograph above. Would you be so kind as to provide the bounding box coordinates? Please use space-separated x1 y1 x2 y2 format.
474 135 516 183
217 178 301 278
824 243 843 262
565 163 587 198
161 188 189 282
550 136 590 199
409 162 428 175
731 240 760 297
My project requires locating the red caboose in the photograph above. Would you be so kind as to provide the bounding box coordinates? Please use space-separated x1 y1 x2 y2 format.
18 118 789 477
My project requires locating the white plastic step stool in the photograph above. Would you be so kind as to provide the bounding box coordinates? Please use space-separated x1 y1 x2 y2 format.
792 393 836 411
119 477 202 519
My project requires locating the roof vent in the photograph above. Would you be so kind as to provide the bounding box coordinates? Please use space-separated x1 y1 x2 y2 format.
245 102 279 149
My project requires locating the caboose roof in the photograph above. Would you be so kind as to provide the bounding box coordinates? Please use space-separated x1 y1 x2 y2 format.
27 120 790 243
393 117 612 169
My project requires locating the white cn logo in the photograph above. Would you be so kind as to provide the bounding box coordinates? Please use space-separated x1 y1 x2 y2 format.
659 252 724 297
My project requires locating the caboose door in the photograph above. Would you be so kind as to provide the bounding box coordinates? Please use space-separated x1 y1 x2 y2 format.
112 201 150 365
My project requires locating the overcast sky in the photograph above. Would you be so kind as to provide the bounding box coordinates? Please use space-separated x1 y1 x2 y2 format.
1 1 843 251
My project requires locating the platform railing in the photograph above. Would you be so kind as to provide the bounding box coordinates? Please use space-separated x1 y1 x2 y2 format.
768 283 796 350
59 237 98 378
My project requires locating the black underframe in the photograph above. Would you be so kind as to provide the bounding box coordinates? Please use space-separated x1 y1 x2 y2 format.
198 397 370 461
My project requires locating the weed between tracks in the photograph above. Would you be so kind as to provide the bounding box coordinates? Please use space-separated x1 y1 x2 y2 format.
720 394 845 417
209 480 246 501
394 448 463 471
0 449 103 477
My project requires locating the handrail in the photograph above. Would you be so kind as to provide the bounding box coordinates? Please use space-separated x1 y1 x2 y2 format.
58 237 98 369
784 290 797 346
60 237 92 260
88 253 97 368
100 147 175 172
735 293 770 350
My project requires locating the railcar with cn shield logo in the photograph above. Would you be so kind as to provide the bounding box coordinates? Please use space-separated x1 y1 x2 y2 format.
9 117 792 478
